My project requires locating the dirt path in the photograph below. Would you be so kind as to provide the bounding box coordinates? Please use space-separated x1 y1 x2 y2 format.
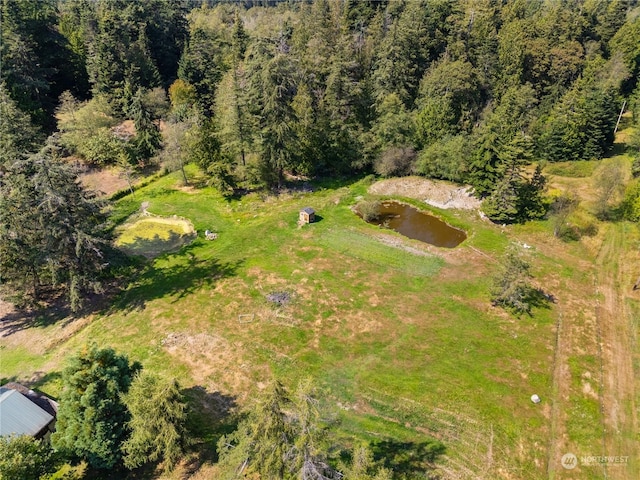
595 223 638 479
547 223 638 479
546 298 572 479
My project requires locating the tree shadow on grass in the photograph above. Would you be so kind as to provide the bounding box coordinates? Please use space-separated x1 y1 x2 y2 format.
371 439 446 478
109 249 243 313
117 231 197 259
0 291 75 336
23 370 62 396
523 287 556 315
180 386 239 475
0 371 61 394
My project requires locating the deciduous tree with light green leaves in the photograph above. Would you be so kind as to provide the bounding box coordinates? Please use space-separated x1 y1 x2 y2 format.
0 435 57 480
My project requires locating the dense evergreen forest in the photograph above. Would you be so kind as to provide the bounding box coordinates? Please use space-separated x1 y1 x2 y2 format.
3 0 639 310
2 0 640 185
1 0 640 477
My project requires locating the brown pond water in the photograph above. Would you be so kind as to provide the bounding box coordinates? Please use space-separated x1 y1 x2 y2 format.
364 201 467 248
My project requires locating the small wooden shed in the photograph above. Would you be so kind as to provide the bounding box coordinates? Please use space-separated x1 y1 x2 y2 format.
299 207 316 224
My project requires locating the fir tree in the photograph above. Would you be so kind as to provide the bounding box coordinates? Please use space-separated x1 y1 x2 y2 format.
0 138 110 311
128 88 162 164
51 345 141 469
122 373 188 472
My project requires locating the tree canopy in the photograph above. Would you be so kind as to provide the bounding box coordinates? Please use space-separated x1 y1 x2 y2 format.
122 373 188 472
0 139 110 311
51 345 141 470
3 0 639 325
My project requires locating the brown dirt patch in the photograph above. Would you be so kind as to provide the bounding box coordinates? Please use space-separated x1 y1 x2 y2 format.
111 119 136 140
369 176 481 210
79 166 129 196
0 298 15 320
161 332 269 402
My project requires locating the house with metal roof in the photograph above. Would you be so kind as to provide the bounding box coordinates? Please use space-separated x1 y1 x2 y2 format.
0 385 57 440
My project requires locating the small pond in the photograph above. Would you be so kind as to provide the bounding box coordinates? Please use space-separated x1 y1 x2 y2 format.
362 201 467 248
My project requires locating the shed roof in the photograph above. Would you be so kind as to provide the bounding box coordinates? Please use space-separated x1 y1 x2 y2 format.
2 382 58 417
0 388 54 437
301 207 315 214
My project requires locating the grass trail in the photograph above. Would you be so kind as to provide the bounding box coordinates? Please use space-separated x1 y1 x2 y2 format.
595 222 639 480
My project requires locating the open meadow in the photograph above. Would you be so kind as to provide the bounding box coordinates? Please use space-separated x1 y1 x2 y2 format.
1 161 639 479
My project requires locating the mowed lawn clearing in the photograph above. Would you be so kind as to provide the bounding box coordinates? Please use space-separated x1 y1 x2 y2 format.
1 169 615 479
115 215 196 258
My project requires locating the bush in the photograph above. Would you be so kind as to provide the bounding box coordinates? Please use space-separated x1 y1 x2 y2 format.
373 147 416 177
413 134 471 183
357 200 382 222
622 179 640 221
57 96 119 155
76 128 130 166
143 87 169 120
168 79 197 121
0 435 58 479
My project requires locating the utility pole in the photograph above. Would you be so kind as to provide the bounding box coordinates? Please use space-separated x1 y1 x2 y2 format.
614 100 627 135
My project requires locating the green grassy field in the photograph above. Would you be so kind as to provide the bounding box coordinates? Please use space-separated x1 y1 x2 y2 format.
1 165 637 479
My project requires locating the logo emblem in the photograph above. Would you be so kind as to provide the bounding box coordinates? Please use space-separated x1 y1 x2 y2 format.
561 453 578 470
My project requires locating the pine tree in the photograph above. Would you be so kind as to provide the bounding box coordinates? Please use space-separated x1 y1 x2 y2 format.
0 82 40 170
609 13 640 92
470 85 538 197
481 168 521 224
86 0 163 114
256 50 299 187
538 58 627 161
186 117 235 195
0 0 79 128
217 381 338 480
128 88 162 164
320 34 367 173
178 27 228 116
291 83 322 176
143 0 189 87
339 445 392 480
372 0 451 107
122 373 188 472
415 56 480 145
491 249 538 315
481 134 540 224
517 164 547 222
218 381 292 479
